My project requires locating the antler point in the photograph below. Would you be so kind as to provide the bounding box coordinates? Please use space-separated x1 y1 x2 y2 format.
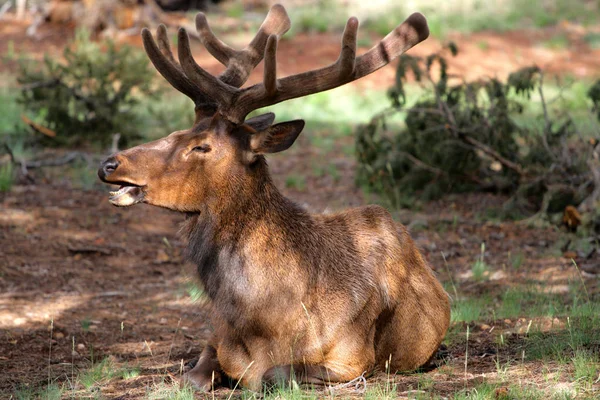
196 12 207 24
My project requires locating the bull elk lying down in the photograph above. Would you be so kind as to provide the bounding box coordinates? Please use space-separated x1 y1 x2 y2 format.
98 4 450 391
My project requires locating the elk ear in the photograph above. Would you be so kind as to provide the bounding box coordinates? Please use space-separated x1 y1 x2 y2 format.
250 120 305 154
245 112 276 132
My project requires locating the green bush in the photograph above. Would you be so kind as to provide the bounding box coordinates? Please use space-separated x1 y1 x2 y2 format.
17 30 159 147
356 43 598 215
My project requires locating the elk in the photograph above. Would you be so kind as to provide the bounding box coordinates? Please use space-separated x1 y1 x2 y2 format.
98 4 450 391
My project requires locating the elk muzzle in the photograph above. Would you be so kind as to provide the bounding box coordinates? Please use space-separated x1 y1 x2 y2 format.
98 156 145 207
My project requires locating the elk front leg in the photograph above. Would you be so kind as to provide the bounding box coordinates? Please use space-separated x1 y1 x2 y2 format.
182 342 223 391
263 329 375 387
262 362 369 387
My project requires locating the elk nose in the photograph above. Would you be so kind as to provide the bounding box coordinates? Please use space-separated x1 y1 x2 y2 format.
98 157 119 180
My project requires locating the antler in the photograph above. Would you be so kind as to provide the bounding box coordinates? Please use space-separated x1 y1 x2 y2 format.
141 4 291 118
230 12 429 124
142 5 429 124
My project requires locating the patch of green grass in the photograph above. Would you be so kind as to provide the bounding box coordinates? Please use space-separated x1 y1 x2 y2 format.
248 385 320 400
426 0 596 38
476 40 489 51
471 243 489 281
524 315 600 361
0 163 13 192
13 383 63 400
70 161 99 190
583 32 600 49
496 286 568 320
511 78 597 140
509 251 524 270
452 382 498 400
356 35 373 48
451 296 491 323
312 165 325 178
285 174 307 191
310 134 335 152
543 33 570 49
80 318 92 332
147 382 196 400
342 144 355 157
224 0 244 19
362 5 406 37
453 382 564 400
121 365 141 380
0 81 24 134
79 358 119 390
137 90 195 141
286 0 344 35
253 87 400 130
327 164 341 183
364 379 398 400
5 39 16 60
572 349 599 388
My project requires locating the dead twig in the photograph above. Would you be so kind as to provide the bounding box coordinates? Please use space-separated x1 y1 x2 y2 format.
21 114 57 138
459 134 525 177
397 151 445 177
24 152 87 169
67 245 112 256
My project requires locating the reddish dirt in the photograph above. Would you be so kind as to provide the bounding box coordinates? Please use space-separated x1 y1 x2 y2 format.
2 157 598 398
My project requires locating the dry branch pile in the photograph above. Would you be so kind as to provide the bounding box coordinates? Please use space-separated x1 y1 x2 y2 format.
356 44 600 229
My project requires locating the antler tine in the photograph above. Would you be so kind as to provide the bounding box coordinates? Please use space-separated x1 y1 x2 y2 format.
156 24 177 65
337 17 358 78
263 35 278 95
142 27 216 115
195 12 236 66
196 4 291 87
245 4 291 54
177 28 236 108
353 13 429 78
228 12 429 124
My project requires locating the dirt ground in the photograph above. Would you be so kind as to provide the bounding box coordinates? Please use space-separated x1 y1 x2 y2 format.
1 13 600 400
2 162 599 398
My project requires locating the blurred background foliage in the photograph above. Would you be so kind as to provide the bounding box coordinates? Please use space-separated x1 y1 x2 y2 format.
17 29 159 147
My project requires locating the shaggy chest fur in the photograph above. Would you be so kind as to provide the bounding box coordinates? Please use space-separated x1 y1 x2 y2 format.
180 202 392 335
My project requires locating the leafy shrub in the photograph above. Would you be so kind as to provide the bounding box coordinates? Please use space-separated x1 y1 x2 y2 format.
17 30 159 147
356 43 599 216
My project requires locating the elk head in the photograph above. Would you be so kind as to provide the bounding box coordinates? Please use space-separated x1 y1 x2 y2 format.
98 4 429 212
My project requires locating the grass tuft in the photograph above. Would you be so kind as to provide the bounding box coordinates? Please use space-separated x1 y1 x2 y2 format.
13 383 63 400
79 358 119 390
572 349 599 388
471 243 489 281
147 382 196 400
0 162 14 192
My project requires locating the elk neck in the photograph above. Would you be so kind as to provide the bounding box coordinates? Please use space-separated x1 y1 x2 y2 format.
180 156 312 292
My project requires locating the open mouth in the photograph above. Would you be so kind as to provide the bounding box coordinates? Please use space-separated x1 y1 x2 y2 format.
108 184 145 207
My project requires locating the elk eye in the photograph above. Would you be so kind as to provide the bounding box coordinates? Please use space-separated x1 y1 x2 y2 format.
192 144 211 153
